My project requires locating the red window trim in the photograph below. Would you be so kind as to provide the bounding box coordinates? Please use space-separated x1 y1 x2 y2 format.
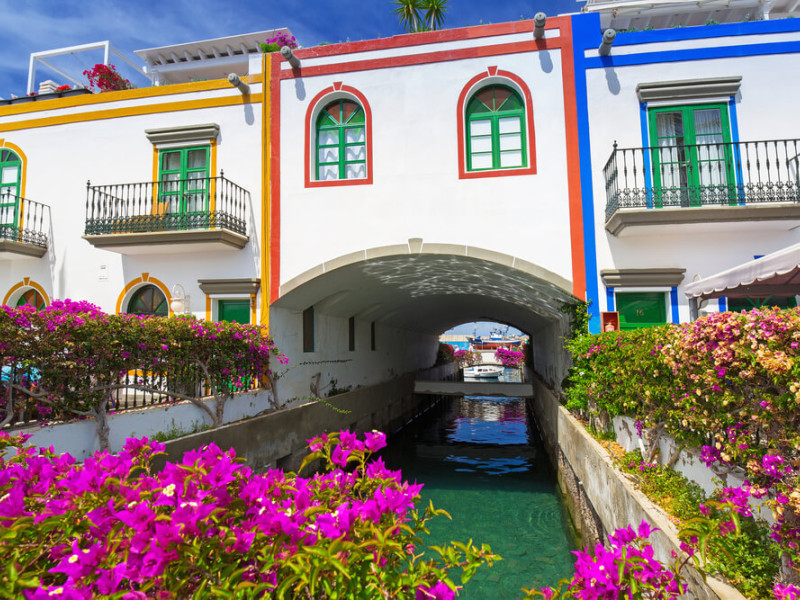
304 83 373 188
456 67 537 180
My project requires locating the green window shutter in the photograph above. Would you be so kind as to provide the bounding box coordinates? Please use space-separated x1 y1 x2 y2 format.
466 85 527 172
616 292 667 330
316 99 367 181
157 145 210 214
218 299 251 324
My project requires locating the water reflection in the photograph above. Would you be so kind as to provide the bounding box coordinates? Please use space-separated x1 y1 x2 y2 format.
382 393 577 599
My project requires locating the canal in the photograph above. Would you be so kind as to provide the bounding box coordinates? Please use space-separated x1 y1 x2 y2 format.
382 379 577 599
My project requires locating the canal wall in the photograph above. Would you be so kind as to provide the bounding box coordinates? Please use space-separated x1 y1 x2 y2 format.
528 372 746 600
158 362 456 472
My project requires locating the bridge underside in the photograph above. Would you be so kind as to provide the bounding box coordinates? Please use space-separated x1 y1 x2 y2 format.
414 379 534 398
273 244 576 335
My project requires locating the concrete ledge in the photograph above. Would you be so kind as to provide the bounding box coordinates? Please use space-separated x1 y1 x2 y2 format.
606 204 800 236
158 374 431 473
0 239 47 258
83 229 248 254
415 380 534 397
529 376 746 600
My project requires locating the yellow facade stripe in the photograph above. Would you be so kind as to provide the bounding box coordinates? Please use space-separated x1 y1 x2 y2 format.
205 295 212 321
0 95 261 134
209 138 218 214
260 52 271 329
0 75 263 118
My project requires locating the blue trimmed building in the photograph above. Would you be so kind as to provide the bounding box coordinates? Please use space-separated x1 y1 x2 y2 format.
570 7 800 332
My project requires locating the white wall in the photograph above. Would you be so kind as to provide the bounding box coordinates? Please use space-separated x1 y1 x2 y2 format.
278 40 574 290
16 389 274 461
269 306 438 404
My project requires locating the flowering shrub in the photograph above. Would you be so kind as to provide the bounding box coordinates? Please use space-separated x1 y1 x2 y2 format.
82 64 132 92
0 300 285 449
260 33 298 53
0 429 497 598
565 307 800 585
495 347 524 368
523 521 686 599
435 342 456 365
454 349 480 368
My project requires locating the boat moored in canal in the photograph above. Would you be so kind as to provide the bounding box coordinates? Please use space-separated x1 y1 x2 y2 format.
463 365 504 378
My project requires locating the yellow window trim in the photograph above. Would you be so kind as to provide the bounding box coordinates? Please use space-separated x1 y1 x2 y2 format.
116 273 173 316
3 277 50 306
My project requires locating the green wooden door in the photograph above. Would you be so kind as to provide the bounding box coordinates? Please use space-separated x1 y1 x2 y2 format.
0 149 21 229
616 292 667 330
158 146 210 217
649 104 734 207
219 299 250 324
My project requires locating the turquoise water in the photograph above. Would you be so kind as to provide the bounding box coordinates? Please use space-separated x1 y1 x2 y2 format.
382 390 577 599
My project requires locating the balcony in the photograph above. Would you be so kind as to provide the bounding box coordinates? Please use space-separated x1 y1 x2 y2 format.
604 139 800 235
0 194 50 259
83 174 250 254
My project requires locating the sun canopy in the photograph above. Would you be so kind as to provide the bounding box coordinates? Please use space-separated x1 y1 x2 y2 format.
684 242 800 301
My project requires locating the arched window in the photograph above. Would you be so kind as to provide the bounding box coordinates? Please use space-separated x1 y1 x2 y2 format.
16 288 47 310
316 99 367 181
465 85 527 172
0 149 21 199
128 284 168 316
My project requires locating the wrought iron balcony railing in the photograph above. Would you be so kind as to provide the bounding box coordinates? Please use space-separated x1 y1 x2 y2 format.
84 173 249 237
0 193 51 249
604 139 800 220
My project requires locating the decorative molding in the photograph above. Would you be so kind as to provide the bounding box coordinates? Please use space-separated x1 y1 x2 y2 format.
600 268 686 288
198 278 260 295
83 229 248 253
636 76 742 102
145 123 220 145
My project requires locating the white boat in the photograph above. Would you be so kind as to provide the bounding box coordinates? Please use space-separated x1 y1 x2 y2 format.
464 365 504 379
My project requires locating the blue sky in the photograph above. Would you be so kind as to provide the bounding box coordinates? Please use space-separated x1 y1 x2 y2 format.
0 0 582 97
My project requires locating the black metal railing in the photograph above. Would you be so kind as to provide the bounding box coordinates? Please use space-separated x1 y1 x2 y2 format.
84 173 249 237
0 193 50 249
604 139 800 220
2 360 264 429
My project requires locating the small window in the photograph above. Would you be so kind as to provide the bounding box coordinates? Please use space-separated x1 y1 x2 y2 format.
157 146 210 215
15 289 46 310
303 306 315 353
466 85 527 172
615 292 667 330
316 99 367 181
348 316 355 351
370 321 376 351
128 284 168 316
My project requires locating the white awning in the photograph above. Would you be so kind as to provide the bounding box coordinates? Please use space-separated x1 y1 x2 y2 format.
684 242 800 301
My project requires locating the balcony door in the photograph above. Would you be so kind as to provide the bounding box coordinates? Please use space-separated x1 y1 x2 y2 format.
157 146 210 219
0 149 21 229
649 104 734 207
